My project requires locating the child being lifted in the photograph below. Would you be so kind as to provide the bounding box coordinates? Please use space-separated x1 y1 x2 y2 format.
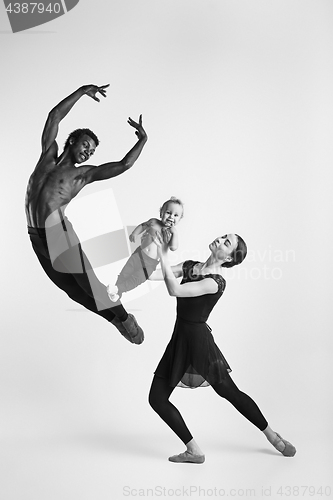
107 196 184 302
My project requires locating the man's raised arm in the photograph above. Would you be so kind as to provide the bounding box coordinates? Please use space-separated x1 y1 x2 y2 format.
41 84 109 154
85 115 148 183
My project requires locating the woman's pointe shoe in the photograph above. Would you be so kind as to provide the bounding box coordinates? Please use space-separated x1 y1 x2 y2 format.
272 433 296 457
168 451 205 464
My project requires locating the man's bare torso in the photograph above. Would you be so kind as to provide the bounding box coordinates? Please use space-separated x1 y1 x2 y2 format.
26 149 91 228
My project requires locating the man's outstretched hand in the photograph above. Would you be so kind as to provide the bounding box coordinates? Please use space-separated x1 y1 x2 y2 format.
128 115 147 141
82 84 110 102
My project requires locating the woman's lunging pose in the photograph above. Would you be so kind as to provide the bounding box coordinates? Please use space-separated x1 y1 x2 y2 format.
148 233 296 463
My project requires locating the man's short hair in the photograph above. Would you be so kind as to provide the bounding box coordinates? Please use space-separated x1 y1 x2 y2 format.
64 128 99 151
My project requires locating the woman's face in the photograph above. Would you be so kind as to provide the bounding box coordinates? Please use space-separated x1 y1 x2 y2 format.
209 234 238 263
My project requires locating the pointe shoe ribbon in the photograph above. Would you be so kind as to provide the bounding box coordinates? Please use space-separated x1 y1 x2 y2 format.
168 451 205 464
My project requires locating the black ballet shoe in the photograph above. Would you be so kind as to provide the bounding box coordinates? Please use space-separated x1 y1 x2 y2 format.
111 314 144 344
272 433 296 457
168 451 205 464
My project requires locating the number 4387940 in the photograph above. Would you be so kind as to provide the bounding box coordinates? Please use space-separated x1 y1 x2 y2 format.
5 3 61 14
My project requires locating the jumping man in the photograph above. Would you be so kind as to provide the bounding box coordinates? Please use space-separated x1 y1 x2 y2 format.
25 84 147 344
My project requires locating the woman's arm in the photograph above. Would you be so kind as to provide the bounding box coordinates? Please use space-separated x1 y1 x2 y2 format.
159 253 218 297
154 233 218 297
149 262 183 280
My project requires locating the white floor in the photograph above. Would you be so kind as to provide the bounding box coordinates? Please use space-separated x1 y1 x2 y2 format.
0 426 330 500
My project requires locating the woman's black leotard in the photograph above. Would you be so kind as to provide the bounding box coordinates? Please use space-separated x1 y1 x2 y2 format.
154 260 231 388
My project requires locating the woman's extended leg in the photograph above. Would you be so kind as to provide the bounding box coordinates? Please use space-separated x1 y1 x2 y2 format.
148 375 204 462
211 373 268 430
211 374 296 456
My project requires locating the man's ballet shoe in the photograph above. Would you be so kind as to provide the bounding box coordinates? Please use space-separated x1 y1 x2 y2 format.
168 451 205 464
272 433 296 457
111 314 144 345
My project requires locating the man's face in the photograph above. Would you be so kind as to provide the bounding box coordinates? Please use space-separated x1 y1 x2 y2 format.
71 134 97 164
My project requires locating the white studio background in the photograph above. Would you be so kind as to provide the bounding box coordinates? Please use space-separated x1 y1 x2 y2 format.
0 1 332 499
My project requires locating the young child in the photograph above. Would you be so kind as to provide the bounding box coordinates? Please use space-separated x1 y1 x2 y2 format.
107 196 184 302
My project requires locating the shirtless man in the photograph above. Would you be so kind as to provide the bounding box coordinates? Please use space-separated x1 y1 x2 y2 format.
25 84 147 344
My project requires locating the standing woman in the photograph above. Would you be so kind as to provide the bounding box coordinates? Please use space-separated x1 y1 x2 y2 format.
148 234 296 463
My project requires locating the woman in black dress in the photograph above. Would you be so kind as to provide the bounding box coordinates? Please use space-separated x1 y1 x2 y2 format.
148 233 296 463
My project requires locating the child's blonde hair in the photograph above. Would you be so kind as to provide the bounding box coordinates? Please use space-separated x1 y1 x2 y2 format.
159 196 184 219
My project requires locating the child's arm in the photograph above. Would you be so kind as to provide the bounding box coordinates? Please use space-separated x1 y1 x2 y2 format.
129 223 145 242
129 218 157 242
167 226 179 251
